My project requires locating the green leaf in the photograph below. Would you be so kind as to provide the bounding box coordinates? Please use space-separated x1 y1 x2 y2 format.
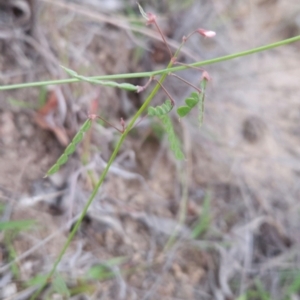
162 99 172 111
53 272 70 297
148 107 156 116
185 97 198 108
176 90 201 118
81 119 92 132
177 106 191 117
159 115 184 160
56 154 68 166
61 66 138 91
156 106 165 115
147 100 173 117
72 131 83 145
65 143 76 155
45 118 93 177
87 266 114 281
190 92 199 101
46 164 60 176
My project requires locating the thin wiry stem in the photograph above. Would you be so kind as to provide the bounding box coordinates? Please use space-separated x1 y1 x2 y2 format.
1 34 300 91
169 73 202 93
153 79 176 106
31 41 187 300
95 116 124 133
174 61 205 72
153 21 173 59
30 59 176 300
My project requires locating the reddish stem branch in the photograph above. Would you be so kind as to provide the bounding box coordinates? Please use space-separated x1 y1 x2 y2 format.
95 116 124 134
131 114 148 129
153 78 175 106
137 76 153 93
169 73 202 94
154 21 173 59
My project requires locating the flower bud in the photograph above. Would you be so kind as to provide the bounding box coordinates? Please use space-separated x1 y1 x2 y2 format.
197 29 216 38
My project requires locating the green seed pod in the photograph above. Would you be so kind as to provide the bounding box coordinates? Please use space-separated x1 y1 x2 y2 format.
118 83 138 91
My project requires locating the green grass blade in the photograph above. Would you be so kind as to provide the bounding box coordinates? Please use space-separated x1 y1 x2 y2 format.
86 257 126 280
52 272 70 297
0 220 36 231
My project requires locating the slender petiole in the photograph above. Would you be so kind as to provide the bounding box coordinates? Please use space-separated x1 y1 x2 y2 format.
153 21 173 59
153 78 176 106
169 73 202 94
95 115 124 134
137 76 153 93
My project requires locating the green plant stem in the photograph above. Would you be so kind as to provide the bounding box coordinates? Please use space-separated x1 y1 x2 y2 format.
2 34 300 91
24 34 300 299
30 60 173 300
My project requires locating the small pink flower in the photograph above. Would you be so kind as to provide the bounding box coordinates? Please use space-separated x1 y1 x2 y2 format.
120 118 125 127
202 71 211 81
88 113 98 120
120 118 125 132
197 29 216 38
138 3 157 25
146 12 156 25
